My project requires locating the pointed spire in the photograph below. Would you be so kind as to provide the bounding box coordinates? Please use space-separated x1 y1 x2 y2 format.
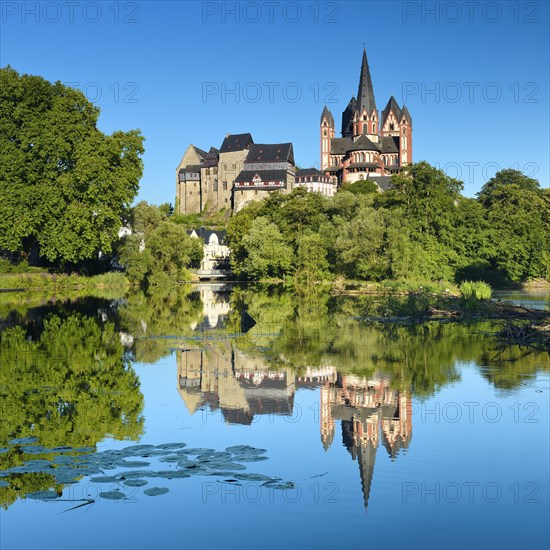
381 96 402 126
357 48 377 116
320 105 335 128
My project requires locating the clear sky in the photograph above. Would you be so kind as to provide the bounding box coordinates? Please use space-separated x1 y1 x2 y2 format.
1 0 548 204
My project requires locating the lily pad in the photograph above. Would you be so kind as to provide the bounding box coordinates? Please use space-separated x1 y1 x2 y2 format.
158 455 182 463
9 436 39 445
99 490 126 500
90 476 120 483
115 460 150 468
123 479 148 487
226 445 267 455
234 473 273 482
155 443 187 450
121 444 156 455
143 487 169 496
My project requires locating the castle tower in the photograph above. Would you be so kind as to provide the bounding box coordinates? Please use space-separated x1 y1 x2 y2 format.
353 48 378 142
320 106 335 170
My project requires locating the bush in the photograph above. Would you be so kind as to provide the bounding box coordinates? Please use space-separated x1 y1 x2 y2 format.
460 280 492 300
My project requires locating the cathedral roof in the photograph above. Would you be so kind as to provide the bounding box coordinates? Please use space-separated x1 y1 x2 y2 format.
381 136 400 153
330 137 353 155
400 106 413 127
341 96 357 136
349 134 381 152
320 106 335 128
245 143 294 164
219 133 254 153
381 96 402 126
357 48 377 116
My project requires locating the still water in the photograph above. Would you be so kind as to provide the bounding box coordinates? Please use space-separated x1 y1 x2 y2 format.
1 285 548 550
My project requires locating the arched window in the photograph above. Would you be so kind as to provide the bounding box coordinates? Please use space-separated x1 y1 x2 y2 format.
363 123 367 134
372 123 376 133
323 130 327 136
359 152 365 163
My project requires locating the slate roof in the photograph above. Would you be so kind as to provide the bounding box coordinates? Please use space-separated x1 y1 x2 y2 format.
330 137 353 155
193 146 208 159
341 96 357 136
357 48 377 116
400 106 412 127
348 162 379 169
183 164 202 173
202 146 219 167
373 176 394 191
234 169 288 185
321 106 335 127
380 136 400 153
349 134 381 152
381 96 402 127
296 168 326 178
219 133 253 153
189 228 227 245
245 143 294 164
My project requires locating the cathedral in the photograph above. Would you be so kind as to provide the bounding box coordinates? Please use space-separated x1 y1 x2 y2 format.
321 49 413 188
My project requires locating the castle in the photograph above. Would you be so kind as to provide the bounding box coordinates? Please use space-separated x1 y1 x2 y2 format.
176 48 412 215
321 48 413 188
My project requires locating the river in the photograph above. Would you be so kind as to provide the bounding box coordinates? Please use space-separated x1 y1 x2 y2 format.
0 285 548 549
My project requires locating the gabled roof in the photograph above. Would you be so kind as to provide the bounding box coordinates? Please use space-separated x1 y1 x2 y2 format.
373 176 394 191
245 143 294 164
380 136 400 153
219 133 253 153
189 227 227 244
234 169 289 184
341 97 357 136
349 134 381 152
321 106 335 128
400 106 412 127
202 146 220 167
381 96 402 127
357 48 377 116
330 137 353 155
193 146 208 159
296 168 326 177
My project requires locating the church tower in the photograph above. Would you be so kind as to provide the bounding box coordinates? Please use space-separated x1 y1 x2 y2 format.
320 106 335 170
353 48 378 142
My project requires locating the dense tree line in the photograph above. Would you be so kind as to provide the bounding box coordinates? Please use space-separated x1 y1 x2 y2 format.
0 67 144 270
226 163 550 285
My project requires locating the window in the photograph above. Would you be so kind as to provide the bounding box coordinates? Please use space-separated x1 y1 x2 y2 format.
359 152 365 163
390 123 394 131
362 115 367 121
323 130 327 136
223 181 227 190
213 180 218 192
372 123 376 133
363 123 367 133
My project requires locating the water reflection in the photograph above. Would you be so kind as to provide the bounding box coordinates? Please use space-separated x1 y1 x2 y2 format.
0 284 548 516
177 343 412 510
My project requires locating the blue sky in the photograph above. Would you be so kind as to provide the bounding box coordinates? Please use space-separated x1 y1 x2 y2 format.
1 0 548 204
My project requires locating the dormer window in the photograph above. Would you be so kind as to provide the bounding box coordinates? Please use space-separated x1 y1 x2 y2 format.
362 115 367 121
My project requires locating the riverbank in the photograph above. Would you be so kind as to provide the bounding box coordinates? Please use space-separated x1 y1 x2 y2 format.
0 272 130 292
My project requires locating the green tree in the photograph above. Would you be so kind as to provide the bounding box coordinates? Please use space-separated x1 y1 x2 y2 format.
0 67 144 266
295 233 330 283
239 217 294 279
477 169 540 207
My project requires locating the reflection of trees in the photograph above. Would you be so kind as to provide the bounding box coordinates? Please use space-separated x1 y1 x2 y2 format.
229 286 549 395
117 287 204 363
0 311 144 507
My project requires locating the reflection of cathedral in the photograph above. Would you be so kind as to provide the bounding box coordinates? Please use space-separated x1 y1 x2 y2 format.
321 373 412 509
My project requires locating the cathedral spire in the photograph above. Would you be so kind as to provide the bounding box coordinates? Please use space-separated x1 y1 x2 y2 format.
357 48 376 116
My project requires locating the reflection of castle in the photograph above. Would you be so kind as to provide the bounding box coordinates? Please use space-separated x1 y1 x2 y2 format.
321 373 412 509
177 347 295 424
